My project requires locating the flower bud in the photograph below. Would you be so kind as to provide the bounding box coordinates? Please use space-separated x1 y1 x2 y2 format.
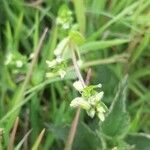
98 112 105 122
87 109 95 118
97 106 105 113
46 60 57 68
73 80 84 91
70 97 90 110
16 60 23 68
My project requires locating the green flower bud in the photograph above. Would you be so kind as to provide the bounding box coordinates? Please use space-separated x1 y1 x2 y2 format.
70 97 90 110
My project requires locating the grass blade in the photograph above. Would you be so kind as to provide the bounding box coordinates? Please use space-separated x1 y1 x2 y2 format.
15 129 32 150
80 39 129 53
31 129 45 150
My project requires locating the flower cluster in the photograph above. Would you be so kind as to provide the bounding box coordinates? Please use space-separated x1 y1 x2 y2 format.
56 6 73 30
46 37 70 79
4 51 27 74
70 81 108 121
46 57 67 79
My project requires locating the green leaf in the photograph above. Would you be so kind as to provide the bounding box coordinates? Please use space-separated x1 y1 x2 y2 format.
72 0 86 34
88 1 139 40
58 5 71 17
15 129 32 150
31 129 45 150
129 105 143 132
31 67 44 85
92 0 106 12
46 122 102 150
101 75 130 139
125 133 150 150
72 123 102 150
46 123 69 141
80 39 129 54
69 30 85 45
131 33 150 64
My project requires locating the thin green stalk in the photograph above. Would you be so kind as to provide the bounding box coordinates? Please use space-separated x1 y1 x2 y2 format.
82 53 128 68
8 117 19 150
0 28 48 125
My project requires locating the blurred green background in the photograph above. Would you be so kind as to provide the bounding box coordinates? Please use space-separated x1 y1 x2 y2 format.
0 0 149 149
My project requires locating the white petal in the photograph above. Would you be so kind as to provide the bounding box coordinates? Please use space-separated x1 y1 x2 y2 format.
98 113 105 121
87 109 95 118
97 106 105 113
73 80 84 91
88 97 96 105
97 83 102 88
70 97 90 110
96 91 104 100
16 60 23 68
29 53 34 59
54 38 69 56
89 92 104 104
58 69 66 78
46 60 57 68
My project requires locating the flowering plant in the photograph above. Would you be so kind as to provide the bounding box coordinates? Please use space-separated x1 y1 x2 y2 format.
46 58 67 78
70 81 108 121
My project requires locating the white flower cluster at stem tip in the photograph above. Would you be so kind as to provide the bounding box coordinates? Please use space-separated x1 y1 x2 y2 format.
70 80 107 121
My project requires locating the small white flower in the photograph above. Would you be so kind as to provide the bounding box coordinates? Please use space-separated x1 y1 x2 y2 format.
87 109 95 118
89 97 96 105
70 97 90 110
5 53 12 65
95 91 104 101
97 106 105 113
62 23 70 29
98 112 105 122
89 91 104 104
16 60 23 68
70 81 107 121
97 83 102 88
56 17 63 25
29 53 35 59
58 69 66 78
54 38 69 56
73 80 84 91
46 60 57 68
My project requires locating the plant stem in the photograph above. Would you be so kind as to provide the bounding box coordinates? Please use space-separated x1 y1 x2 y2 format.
8 117 19 150
64 42 86 150
71 44 85 87
64 107 80 150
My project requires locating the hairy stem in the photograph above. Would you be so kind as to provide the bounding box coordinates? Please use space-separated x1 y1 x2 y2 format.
64 42 87 150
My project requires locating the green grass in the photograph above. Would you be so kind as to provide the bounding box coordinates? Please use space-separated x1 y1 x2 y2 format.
0 0 150 149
